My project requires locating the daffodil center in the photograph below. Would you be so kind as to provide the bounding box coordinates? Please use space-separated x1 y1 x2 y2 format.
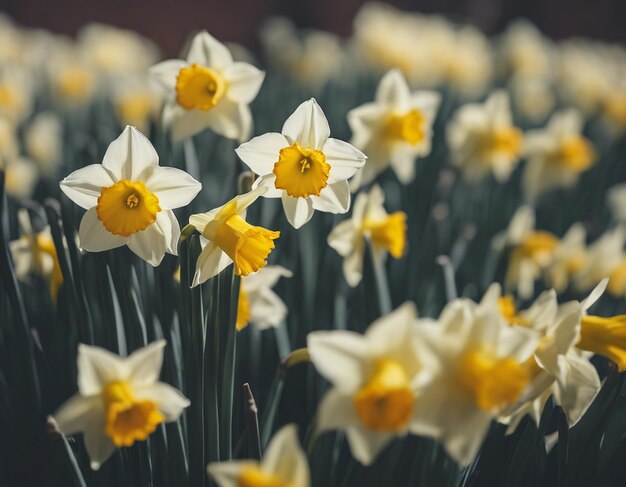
0 85 15 109
96 180 161 237
207 214 280 277
353 358 415 431
608 260 626 297
102 381 164 447
458 349 529 411
236 287 251 331
579 315 626 372
176 64 226 111
477 126 523 161
238 467 290 487
273 142 330 198
116 93 154 127
362 212 407 258
57 66 94 101
385 109 426 145
551 136 595 172
497 295 528 326
515 231 559 263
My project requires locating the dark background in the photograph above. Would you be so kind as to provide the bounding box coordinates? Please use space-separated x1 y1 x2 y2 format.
0 0 624 57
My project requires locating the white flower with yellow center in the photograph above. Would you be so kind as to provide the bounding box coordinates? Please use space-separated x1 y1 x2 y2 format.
236 265 292 331
54 341 190 470
236 99 366 229
189 187 281 286
347 69 440 189
25 112 63 177
308 303 432 465
111 74 160 133
150 31 264 142
522 110 596 202
1 156 39 200
574 226 626 298
208 424 309 487
9 209 64 303
327 184 406 287
0 66 33 123
59 125 202 266
47 42 97 108
410 290 539 465
494 285 602 432
447 90 523 183
498 20 554 79
544 224 588 293
495 206 558 300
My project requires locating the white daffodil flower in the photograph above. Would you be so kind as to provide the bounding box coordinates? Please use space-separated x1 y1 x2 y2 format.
327 184 406 287
46 41 97 108
574 226 626 297
188 187 280 286
447 90 523 183
607 183 626 223
495 284 602 433
9 209 63 302
111 74 160 133
522 110 596 202
208 424 309 487
236 265 292 331
236 99 366 229
347 69 440 189
509 74 556 122
25 112 63 177
410 289 539 466
150 31 265 142
544 223 588 293
308 303 433 465
495 206 558 300
498 20 555 79
2 156 39 200
0 66 34 123
59 125 202 266
54 341 190 470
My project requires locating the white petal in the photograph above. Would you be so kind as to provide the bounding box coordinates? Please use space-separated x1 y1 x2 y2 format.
441 408 494 466
84 428 115 471
262 424 310 486
347 102 387 149
235 132 287 176
556 352 600 426
281 194 314 229
311 181 350 214
282 99 330 150
149 59 187 91
496 324 539 362
127 222 169 267
323 138 366 183
243 265 292 291
102 126 159 181
252 173 283 198
316 388 359 433
207 99 252 142
77 343 127 396
126 340 166 387
327 219 358 257
345 425 395 466
389 146 417 184
248 287 288 329
60 164 116 210
343 240 365 287
307 330 367 393
208 461 256 487
581 279 608 311
136 382 190 422
223 62 265 104
375 69 410 108
158 209 181 255
143 166 202 209
54 395 103 436
192 242 233 286
186 31 233 70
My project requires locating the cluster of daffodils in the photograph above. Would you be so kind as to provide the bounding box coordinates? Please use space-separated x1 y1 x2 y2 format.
309 279 626 467
497 206 626 300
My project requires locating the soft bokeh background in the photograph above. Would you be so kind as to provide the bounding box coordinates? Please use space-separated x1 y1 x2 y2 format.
2 0 626 56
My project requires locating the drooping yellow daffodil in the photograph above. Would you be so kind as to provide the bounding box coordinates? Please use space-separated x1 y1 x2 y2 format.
579 308 626 372
447 90 523 183
522 110 596 202
236 99 366 228
410 290 539 466
9 209 64 303
236 265 292 331
208 424 310 487
347 69 440 189
493 283 602 433
327 184 406 287
494 206 558 300
54 341 190 470
188 187 280 286
59 125 202 266
149 31 264 142
308 303 432 465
